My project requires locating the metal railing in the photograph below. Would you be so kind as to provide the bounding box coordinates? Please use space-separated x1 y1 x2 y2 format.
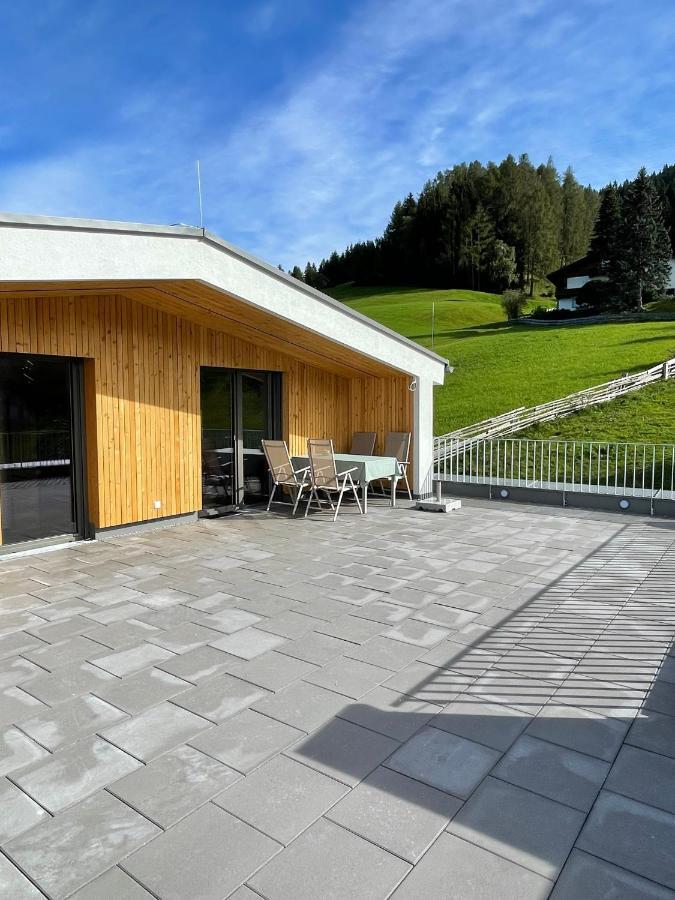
434 437 675 501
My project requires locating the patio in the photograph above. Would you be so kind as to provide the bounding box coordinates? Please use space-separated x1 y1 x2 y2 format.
1 499 674 899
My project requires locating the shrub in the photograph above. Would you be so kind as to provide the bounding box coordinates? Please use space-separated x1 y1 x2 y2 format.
500 289 528 320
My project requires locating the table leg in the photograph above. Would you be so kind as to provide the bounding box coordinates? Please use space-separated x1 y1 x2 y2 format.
390 476 399 508
362 482 368 515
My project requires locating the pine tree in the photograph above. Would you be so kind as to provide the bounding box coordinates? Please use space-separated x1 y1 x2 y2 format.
614 168 671 309
290 265 304 281
304 262 318 287
589 183 622 266
560 166 587 266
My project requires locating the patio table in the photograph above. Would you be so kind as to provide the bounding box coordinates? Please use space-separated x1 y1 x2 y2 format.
291 453 400 513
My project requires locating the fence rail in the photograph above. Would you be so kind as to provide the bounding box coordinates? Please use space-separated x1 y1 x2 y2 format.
435 356 675 454
434 437 675 501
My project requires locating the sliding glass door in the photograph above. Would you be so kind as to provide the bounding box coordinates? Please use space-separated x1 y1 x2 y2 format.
0 353 86 548
200 368 281 514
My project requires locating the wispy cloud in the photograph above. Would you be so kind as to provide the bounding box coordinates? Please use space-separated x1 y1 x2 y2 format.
1 0 674 267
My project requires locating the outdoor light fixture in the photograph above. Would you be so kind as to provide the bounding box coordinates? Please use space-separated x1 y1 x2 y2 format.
619 499 631 510
499 488 510 499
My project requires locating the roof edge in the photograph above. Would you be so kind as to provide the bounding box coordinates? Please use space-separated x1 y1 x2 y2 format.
0 211 449 370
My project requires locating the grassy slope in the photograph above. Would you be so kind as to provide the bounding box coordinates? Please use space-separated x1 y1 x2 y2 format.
331 285 675 435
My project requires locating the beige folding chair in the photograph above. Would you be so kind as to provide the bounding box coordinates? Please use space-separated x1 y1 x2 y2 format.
350 432 376 455
305 439 363 521
383 431 412 500
262 439 310 516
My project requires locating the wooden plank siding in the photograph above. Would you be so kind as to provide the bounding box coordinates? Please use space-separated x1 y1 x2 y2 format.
0 292 412 530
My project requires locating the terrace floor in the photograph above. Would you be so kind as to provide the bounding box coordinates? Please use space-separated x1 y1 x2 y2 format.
1 499 675 899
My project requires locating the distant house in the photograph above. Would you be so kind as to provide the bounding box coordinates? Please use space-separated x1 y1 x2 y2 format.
548 253 675 310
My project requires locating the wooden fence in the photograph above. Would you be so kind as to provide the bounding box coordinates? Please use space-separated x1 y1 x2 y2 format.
435 356 675 458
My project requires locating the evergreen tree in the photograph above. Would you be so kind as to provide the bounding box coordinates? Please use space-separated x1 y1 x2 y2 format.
560 166 587 265
613 168 671 309
589 183 622 268
290 265 305 281
304 262 318 287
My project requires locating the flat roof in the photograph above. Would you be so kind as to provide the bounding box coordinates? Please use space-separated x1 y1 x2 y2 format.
0 211 449 370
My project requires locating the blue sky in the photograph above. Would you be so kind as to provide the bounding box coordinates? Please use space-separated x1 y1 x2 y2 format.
1 0 675 268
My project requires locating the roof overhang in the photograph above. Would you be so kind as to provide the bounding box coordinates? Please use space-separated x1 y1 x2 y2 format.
0 213 448 384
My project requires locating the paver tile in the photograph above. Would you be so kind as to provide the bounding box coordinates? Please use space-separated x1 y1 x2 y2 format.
199 608 262 634
190 708 302 772
172 674 268 723
551 849 675 899
525 702 630 761
90 642 175 677
249 817 410 900
303 656 390 699
252 680 347 731
227 650 316 691
0 725 49 776
337 685 442 741
278 631 352 665
13 734 141 812
386 726 500 798
605 744 675 815
494 734 610 812
627 708 675 759
101 701 211 761
0 656 43 690
5 791 160 900
0 777 49 843
21 660 116 706
210 627 286 659
109 744 240 827
70 866 155 898
433 698 531 750
345 635 421 670
20 694 125 751
0 854 44 899
122 804 281 900
156 644 236 683
577 790 675 890
0 686 47 726
386 619 450 647
393 832 552 899
383 660 472 704
93 667 192 714
214 754 348 844
449 776 584 879
328 766 462 862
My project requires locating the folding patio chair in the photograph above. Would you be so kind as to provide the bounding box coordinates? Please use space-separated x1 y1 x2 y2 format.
350 431 377 455
262 439 310 516
305 438 363 521
374 431 412 500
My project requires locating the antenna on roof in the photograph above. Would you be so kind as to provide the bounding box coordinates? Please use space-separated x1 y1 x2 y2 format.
196 160 204 231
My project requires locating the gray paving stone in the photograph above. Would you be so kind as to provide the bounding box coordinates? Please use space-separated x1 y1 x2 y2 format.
0 686 47 726
328 766 462 862
214 754 348 844
0 725 49 776
93 667 192 714
5 791 160 900
494 734 610 812
413 603 476 629
91 642 175 677
303 656 390 699
0 777 49 843
190 708 302 772
419 638 499 676
390 831 552 899
526 702 630 761
145 621 223 653
337 685 442 741
0 631 43 660
101 701 211 761
287 717 399 786
551 848 675 899
578 790 675 890
0 853 43 899
172 674 268 723
466 672 558 713
20 660 117 706
383 660 472 704
20 694 125 751
449 776 584 878
13 734 141 813
315 614 383 643
249 817 410 900
352 599 411 624
0 656 43 689
256 609 324 639
386 726 501 798
199 608 262 634
346 635 421 671
226 650 316 691
70 866 155 899
627 708 675 759
83 603 155 626
210 627 286 659
122 804 280 900
433 698 531 750
606 745 675 815
386 619 451 647
252 680 348 731
156 644 236 683
279 631 352 665
109 744 240 827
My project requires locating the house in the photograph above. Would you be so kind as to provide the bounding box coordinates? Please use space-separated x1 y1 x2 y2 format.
548 253 675 310
0 213 447 553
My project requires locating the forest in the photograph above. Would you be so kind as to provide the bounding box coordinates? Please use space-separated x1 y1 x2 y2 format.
292 156 675 295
